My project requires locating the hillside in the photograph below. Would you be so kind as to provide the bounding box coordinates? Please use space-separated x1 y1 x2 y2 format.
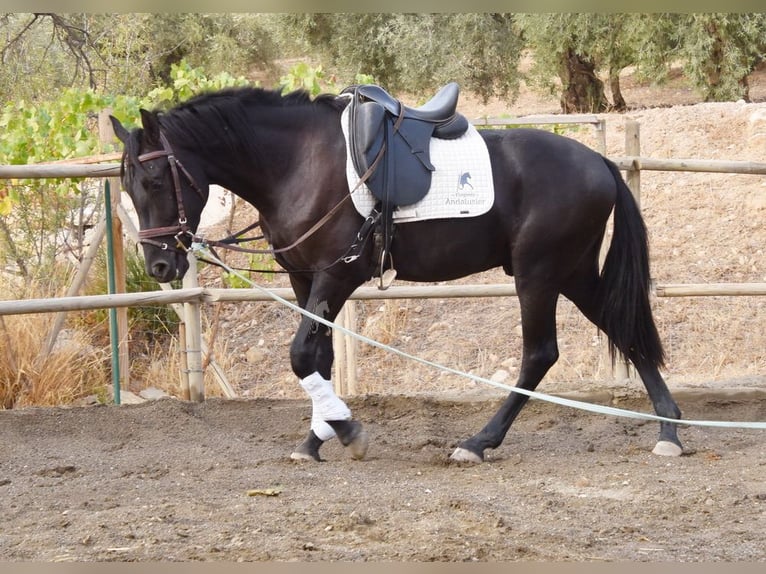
189 68 766 402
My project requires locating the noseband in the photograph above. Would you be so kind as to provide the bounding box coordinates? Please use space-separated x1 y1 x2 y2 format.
133 132 205 252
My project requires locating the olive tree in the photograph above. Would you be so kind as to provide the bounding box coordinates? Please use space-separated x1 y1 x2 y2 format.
675 13 766 102
0 13 278 101
275 13 523 103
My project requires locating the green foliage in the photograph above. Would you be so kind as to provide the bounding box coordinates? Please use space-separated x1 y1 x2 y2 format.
279 62 377 97
0 60 254 278
0 87 112 274
354 73 377 86
0 14 92 104
123 248 181 340
5 12 766 119
0 89 103 165
279 62 329 96
0 14 277 102
675 13 766 102
1 59 252 189
221 252 280 289
142 60 252 111
276 14 522 103
83 246 180 342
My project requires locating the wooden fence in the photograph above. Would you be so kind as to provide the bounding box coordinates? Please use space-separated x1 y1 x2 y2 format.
1 113 765 401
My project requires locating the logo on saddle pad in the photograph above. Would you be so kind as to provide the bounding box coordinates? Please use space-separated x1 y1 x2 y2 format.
457 172 474 191
445 170 488 211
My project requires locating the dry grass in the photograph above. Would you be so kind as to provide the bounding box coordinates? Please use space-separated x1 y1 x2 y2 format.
0 267 240 407
126 330 229 399
0 313 108 408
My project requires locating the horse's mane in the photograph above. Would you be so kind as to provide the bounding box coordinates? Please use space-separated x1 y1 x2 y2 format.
154 87 344 159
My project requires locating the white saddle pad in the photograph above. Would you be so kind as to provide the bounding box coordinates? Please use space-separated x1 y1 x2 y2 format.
340 106 494 223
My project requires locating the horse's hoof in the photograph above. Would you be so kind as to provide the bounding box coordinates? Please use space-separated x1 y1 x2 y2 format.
348 428 369 460
343 420 368 460
290 450 320 462
449 447 483 464
329 419 369 460
290 435 322 462
652 440 683 457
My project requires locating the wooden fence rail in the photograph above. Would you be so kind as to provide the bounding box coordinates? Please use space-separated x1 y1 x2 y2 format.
0 164 120 178
5 155 766 181
3 282 766 319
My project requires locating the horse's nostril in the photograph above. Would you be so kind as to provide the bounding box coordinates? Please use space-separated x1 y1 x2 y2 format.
150 261 170 280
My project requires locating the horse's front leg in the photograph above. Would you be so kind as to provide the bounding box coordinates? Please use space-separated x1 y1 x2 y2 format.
288 275 368 462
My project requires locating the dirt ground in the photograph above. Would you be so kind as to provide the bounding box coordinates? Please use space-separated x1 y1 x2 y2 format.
1 391 765 562
3 68 766 563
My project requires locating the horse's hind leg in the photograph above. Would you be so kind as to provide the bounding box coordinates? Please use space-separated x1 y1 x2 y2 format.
562 270 683 456
451 281 560 463
630 362 683 456
288 273 368 462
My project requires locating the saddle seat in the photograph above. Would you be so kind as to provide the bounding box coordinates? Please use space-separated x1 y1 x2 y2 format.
352 82 468 139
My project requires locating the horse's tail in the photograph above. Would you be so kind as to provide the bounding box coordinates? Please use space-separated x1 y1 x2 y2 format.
598 157 666 369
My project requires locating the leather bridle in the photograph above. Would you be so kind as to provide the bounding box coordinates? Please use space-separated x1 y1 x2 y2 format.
132 132 206 252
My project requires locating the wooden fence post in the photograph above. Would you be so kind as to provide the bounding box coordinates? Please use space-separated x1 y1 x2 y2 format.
332 301 358 396
595 118 607 155
342 302 358 395
616 119 643 382
116 204 235 398
625 120 641 204
182 252 205 401
43 218 106 356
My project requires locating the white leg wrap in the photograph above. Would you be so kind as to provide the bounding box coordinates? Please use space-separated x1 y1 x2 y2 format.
300 372 351 440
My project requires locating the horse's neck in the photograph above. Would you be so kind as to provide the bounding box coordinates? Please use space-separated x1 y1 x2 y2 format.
210 112 341 218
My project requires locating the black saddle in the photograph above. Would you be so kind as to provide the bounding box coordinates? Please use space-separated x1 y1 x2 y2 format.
342 82 469 287
344 82 469 207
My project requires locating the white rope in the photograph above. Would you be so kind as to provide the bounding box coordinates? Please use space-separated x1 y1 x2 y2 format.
193 243 766 431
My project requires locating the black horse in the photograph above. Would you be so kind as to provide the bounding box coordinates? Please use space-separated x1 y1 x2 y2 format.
110 85 683 463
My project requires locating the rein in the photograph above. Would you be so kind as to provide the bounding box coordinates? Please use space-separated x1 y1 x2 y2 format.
134 120 388 273
201 192 354 257
198 207 382 275
198 124 389 260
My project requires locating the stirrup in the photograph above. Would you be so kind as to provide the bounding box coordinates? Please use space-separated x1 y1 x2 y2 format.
378 251 397 290
380 268 397 290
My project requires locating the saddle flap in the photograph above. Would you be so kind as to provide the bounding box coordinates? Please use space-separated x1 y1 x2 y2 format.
395 120 436 171
349 100 386 179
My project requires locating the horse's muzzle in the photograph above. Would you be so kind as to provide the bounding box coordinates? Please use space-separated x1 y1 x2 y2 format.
145 250 189 283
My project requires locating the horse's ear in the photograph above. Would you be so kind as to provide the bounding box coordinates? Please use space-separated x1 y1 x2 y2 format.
139 108 161 146
109 115 130 144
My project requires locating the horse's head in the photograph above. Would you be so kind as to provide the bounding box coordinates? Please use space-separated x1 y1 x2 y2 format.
110 110 208 283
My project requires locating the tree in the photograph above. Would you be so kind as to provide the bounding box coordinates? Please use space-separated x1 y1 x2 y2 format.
517 14 619 113
675 13 766 102
519 13 766 111
0 13 99 103
0 13 278 103
275 14 523 103
0 60 252 287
